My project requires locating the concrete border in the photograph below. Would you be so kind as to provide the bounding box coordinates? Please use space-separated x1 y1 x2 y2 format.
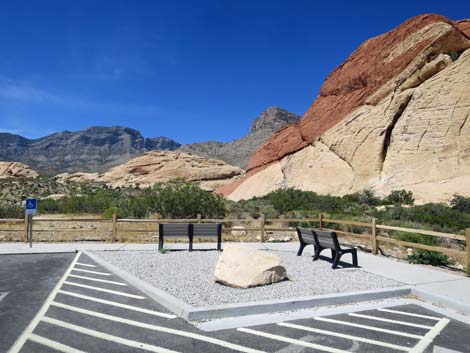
411 287 470 316
85 251 413 321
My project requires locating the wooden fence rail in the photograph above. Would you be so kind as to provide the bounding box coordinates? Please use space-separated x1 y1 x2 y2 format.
1 213 469 267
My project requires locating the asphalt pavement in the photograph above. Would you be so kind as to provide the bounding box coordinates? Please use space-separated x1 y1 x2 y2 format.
1 252 469 353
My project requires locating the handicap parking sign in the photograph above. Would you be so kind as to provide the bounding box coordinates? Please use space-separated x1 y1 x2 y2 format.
25 198 37 215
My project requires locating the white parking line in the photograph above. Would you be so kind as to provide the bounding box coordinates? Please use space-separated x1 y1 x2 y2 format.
58 290 177 319
41 316 180 353
7 252 81 353
63 281 145 299
68 274 128 286
410 318 450 353
72 268 111 276
278 322 410 351
52 301 266 353
314 317 424 339
75 262 97 268
378 308 442 321
237 327 349 353
28 333 87 353
348 313 433 329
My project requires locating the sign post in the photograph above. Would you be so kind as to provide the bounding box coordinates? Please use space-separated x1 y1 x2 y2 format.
25 198 37 248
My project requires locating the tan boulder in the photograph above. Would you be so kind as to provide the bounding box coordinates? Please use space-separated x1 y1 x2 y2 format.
0 162 39 179
214 245 287 288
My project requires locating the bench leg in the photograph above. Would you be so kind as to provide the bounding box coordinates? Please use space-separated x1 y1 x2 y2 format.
297 242 307 256
352 250 358 267
331 249 336 259
158 236 164 252
332 252 341 269
313 246 322 261
189 236 193 252
217 236 222 251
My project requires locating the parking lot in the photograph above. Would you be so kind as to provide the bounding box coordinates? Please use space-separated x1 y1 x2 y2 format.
1 252 469 353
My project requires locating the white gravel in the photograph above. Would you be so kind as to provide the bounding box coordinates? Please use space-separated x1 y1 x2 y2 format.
93 250 402 307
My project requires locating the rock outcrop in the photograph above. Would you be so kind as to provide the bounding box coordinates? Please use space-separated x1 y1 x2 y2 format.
0 126 181 175
214 245 287 288
219 14 470 203
57 150 243 190
179 107 301 169
0 162 39 179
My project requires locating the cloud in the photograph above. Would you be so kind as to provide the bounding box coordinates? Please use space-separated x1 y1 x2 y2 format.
0 80 162 117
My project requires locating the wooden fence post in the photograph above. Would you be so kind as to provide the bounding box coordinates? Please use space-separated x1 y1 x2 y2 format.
371 218 378 255
466 228 470 268
197 214 202 223
24 214 29 242
319 213 324 230
260 213 265 243
112 214 117 242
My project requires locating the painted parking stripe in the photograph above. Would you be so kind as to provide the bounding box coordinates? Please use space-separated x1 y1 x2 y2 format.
378 308 442 321
68 274 128 286
410 319 450 353
28 333 87 353
42 316 180 353
75 262 97 268
58 290 177 319
278 322 410 351
63 281 145 299
348 313 434 329
314 317 424 339
72 268 111 276
237 327 349 353
51 302 265 353
7 252 81 353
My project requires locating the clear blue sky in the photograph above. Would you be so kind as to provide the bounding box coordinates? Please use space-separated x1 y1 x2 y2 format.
0 1 468 143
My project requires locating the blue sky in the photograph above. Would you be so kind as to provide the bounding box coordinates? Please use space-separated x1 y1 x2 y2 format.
0 1 468 143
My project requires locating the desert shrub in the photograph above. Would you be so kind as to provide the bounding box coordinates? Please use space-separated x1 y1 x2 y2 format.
0 205 23 218
450 194 470 212
102 206 120 219
144 179 226 219
407 250 452 266
352 189 381 206
384 190 414 205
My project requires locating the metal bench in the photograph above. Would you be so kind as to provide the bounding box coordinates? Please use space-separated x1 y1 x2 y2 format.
312 229 358 269
296 227 316 256
158 223 192 252
192 223 222 251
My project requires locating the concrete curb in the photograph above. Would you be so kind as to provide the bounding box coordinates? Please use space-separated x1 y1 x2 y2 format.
84 251 414 321
84 251 192 317
411 287 470 316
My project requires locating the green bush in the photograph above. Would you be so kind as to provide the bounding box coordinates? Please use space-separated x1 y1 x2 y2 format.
407 250 452 266
450 194 470 212
0 205 23 218
102 206 119 219
384 190 414 205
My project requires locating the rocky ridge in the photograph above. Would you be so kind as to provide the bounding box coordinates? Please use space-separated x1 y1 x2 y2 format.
0 126 181 175
178 107 301 169
56 150 244 190
219 14 470 203
0 162 39 179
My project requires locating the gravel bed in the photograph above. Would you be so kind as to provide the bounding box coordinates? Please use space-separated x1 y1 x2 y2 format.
93 250 402 307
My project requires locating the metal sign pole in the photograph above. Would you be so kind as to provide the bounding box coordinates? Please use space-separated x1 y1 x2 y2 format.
28 214 33 248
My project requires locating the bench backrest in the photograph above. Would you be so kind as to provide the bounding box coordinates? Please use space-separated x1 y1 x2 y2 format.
159 223 191 237
192 223 222 237
313 229 340 250
296 227 315 244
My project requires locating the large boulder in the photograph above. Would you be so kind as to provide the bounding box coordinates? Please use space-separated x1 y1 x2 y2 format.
0 162 39 179
214 245 287 288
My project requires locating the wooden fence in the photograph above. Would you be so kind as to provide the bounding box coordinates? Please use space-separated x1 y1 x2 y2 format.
1 214 469 266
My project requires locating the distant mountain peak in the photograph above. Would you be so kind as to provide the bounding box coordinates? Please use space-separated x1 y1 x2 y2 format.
250 106 301 133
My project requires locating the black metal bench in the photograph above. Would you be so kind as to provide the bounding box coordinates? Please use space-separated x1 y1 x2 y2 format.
296 227 316 256
158 223 223 252
192 223 222 251
296 227 358 269
158 223 192 252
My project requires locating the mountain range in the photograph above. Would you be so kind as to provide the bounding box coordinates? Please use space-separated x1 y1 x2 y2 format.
0 107 300 175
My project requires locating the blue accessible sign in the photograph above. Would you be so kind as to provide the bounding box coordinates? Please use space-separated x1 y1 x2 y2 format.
25 198 37 215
